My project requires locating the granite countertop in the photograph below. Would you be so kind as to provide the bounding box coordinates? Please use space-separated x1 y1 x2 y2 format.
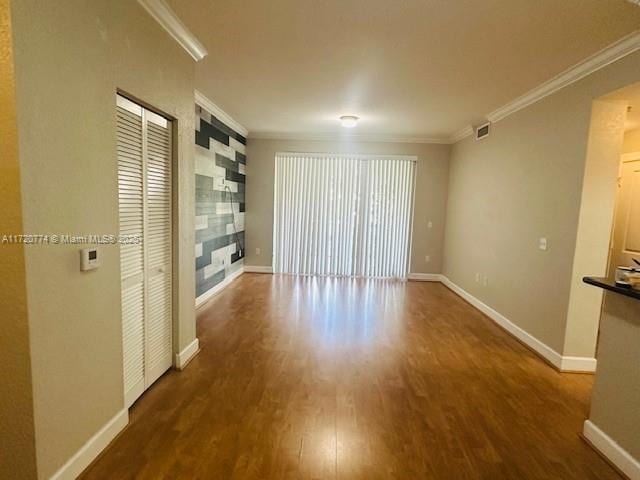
583 276 640 301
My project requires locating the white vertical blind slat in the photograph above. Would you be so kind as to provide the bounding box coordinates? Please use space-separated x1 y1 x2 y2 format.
273 153 414 278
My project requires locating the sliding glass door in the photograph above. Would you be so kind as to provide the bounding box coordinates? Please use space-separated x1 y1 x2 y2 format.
273 153 415 278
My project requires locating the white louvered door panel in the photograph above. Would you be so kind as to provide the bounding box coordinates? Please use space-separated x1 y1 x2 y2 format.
117 95 146 407
144 112 173 387
117 95 172 408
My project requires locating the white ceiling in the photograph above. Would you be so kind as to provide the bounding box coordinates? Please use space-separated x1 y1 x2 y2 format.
168 0 640 140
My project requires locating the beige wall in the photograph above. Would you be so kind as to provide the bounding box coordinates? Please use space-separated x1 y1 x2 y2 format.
10 0 196 477
623 127 640 153
588 293 640 460
443 51 640 356
5 1 640 475
0 0 37 477
563 99 627 358
245 139 451 274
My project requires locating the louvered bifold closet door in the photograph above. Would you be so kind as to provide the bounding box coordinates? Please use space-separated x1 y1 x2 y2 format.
117 95 146 407
116 94 172 408
143 110 173 388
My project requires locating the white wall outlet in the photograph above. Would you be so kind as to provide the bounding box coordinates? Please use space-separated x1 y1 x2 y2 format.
424 255 430 263
427 221 433 228
475 273 481 283
539 237 548 251
483 276 489 286
256 247 261 255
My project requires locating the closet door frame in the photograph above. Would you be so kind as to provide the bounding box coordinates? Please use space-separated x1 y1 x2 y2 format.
117 90 177 407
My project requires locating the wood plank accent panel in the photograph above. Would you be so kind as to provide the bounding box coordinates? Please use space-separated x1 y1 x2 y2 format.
194 103 246 300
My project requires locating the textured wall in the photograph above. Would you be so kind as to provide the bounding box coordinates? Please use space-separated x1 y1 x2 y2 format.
443 51 640 356
623 127 640 153
0 0 37 477
563 99 627 358
11 0 196 477
588 293 640 462
195 104 246 299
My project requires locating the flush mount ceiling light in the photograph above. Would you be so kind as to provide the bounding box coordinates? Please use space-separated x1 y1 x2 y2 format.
340 115 359 128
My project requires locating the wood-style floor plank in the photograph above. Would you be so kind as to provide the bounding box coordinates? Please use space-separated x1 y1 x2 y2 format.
81 274 621 479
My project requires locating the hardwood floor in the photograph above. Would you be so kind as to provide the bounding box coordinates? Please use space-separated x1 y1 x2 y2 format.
81 274 621 479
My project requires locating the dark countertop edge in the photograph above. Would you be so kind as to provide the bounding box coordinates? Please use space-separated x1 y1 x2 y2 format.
583 276 640 301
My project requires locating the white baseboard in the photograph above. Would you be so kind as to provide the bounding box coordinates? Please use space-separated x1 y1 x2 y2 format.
560 356 597 372
407 273 444 281
244 265 273 274
50 408 128 480
195 266 244 308
440 276 563 367
174 338 199 370
583 420 640 480
440 276 596 373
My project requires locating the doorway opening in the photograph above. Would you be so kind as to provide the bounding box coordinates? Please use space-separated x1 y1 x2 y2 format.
563 81 640 363
609 114 640 277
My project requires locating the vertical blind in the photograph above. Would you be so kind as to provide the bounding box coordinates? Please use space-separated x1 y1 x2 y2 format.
273 153 415 278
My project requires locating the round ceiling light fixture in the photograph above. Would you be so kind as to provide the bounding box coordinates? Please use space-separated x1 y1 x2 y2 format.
340 115 359 128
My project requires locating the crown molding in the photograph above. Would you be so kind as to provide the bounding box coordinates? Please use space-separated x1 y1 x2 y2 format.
448 30 640 144
137 0 208 61
449 125 474 143
487 31 640 124
251 31 640 146
248 130 452 144
201 29 640 146
195 90 249 137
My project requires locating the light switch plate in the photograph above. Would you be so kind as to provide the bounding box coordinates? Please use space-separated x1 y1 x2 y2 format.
539 238 548 251
80 247 100 271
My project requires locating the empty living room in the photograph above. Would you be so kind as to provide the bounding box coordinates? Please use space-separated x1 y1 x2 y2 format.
2 0 640 479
